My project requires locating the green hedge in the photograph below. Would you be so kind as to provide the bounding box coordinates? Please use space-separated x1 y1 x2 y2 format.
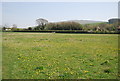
3 30 119 34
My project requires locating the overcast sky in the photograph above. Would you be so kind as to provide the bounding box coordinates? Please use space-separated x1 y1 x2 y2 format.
1 2 118 28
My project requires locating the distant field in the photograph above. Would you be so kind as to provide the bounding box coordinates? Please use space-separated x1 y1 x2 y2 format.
2 32 118 79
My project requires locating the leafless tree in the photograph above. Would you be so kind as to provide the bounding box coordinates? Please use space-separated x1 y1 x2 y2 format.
3 24 9 28
36 18 48 30
12 24 17 28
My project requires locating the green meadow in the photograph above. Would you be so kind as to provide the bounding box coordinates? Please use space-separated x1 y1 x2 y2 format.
2 32 118 79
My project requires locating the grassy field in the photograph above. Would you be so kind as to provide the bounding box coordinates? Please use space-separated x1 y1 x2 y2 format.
2 32 118 79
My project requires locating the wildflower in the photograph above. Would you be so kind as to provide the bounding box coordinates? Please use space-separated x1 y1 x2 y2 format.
38 70 41 72
84 70 89 73
70 72 74 74
36 72 39 75
67 68 70 70
90 64 93 66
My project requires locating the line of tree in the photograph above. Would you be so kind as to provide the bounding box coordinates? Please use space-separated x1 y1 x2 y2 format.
2 18 120 32
45 22 83 30
83 22 119 32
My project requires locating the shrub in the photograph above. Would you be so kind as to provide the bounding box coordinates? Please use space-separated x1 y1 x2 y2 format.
45 22 83 30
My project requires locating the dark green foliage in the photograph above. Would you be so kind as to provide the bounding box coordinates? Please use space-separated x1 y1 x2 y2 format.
11 27 19 31
100 60 109 65
2 20 119 33
34 66 44 70
34 25 42 30
2 27 6 31
45 22 83 30
104 69 111 73
28 27 32 30
33 24 47 30
5 30 119 34
83 22 118 32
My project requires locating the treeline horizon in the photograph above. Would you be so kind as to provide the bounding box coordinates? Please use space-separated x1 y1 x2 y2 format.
2 18 120 33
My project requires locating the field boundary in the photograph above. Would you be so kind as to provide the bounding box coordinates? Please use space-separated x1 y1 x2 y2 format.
2 30 120 34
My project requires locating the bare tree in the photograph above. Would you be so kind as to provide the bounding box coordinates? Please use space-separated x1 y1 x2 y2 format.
36 18 48 30
3 24 9 28
11 24 17 31
2 24 9 31
12 24 17 28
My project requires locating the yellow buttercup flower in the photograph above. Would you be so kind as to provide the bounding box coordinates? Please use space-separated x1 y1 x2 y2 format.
70 72 74 74
36 72 39 75
84 70 89 73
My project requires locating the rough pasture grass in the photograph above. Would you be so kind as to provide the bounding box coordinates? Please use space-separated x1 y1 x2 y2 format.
2 32 118 79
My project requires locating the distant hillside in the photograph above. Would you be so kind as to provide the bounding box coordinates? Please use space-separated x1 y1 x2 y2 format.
66 20 105 24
